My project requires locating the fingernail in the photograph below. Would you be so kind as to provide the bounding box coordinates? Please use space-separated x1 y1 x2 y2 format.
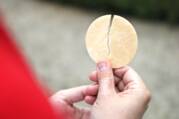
97 61 109 72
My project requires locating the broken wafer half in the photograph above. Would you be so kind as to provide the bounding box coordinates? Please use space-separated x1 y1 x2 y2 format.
85 15 138 68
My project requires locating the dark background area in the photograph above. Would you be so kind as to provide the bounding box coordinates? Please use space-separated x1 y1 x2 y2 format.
50 0 179 23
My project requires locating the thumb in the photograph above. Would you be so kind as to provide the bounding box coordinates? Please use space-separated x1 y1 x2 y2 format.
96 60 115 96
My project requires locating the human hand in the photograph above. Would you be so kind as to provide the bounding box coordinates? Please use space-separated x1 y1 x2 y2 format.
89 60 151 119
50 85 98 119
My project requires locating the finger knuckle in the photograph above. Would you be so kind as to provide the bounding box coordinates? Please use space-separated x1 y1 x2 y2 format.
101 77 113 80
144 89 152 103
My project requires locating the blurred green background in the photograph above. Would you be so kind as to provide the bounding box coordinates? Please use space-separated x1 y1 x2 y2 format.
52 0 179 23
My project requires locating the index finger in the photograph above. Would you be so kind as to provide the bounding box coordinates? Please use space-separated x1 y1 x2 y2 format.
51 85 98 104
114 66 146 88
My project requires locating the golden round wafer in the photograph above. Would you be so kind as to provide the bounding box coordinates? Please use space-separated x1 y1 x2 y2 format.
86 15 138 68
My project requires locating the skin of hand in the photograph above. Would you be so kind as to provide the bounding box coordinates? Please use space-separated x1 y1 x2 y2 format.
89 60 151 119
50 84 98 119
50 60 151 119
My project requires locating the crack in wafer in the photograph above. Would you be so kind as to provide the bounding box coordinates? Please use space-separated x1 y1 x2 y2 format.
107 14 114 56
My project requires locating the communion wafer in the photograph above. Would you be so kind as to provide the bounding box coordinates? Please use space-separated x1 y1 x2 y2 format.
85 15 138 68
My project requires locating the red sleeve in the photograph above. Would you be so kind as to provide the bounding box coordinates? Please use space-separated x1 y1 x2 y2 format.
0 16 62 119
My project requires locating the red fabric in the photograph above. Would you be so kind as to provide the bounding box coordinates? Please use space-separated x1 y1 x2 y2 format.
0 18 61 119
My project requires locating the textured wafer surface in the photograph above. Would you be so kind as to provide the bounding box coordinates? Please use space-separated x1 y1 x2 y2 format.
86 15 138 68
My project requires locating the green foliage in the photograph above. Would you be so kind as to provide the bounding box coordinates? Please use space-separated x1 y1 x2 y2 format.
52 0 179 23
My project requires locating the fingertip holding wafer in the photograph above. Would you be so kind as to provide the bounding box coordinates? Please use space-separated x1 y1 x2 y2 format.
86 15 138 68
